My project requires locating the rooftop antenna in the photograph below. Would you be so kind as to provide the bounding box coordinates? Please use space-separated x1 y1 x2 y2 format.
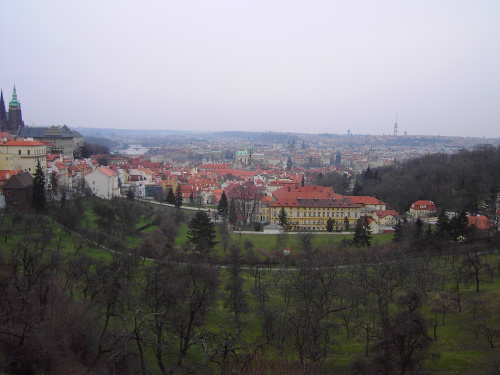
393 112 398 136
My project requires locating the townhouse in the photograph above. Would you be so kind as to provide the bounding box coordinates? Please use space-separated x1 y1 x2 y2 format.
84 166 120 199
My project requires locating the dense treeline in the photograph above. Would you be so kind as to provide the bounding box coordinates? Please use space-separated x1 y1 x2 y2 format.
352 145 500 213
1 198 500 374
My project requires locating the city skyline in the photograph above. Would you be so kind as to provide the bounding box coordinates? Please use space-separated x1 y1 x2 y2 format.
0 1 499 138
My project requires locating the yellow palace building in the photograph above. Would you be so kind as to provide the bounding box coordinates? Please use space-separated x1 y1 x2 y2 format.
268 185 361 231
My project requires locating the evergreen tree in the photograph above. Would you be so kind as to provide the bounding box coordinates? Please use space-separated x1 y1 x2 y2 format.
415 218 424 239
32 160 46 212
229 198 237 230
352 217 372 247
424 223 432 240
187 210 218 255
393 220 403 242
49 172 58 201
326 217 334 232
363 167 373 180
166 187 176 204
435 209 450 239
189 192 194 204
277 207 290 230
352 180 362 195
449 210 470 242
126 188 135 202
218 191 229 217
175 185 183 208
344 216 350 231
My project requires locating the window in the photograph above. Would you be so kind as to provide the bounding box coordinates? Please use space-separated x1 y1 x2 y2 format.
27 150 30 155
18 150 21 155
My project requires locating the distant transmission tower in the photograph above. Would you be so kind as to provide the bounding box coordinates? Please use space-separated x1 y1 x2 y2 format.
393 112 398 136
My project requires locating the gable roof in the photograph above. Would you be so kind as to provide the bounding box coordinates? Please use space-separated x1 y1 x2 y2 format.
97 166 118 177
0 170 22 185
3 171 33 188
374 209 399 218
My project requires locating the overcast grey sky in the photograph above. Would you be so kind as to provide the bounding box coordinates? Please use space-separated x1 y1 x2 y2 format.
1 1 499 137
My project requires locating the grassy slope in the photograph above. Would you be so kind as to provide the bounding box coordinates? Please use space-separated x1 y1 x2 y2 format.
3 201 499 374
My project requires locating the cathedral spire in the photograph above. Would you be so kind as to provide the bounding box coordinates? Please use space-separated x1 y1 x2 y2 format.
0 90 6 122
9 85 21 107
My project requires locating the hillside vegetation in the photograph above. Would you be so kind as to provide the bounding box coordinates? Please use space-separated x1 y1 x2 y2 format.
352 145 500 213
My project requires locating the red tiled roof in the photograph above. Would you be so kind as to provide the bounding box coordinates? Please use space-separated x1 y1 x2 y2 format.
374 209 398 218
347 196 386 206
273 185 342 201
0 131 12 138
270 196 358 209
4 140 46 146
468 215 495 230
0 170 22 184
411 200 437 211
97 166 118 177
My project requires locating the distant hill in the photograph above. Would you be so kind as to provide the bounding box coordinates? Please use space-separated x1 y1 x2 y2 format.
75 128 306 144
74 127 194 138
206 131 303 143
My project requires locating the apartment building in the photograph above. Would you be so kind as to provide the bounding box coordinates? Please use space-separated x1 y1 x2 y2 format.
0 139 47 176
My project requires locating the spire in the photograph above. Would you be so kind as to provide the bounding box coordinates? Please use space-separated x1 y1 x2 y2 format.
9 85 21 107
0 90 6 121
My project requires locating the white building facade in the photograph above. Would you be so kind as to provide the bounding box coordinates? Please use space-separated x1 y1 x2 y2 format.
84 166 120 199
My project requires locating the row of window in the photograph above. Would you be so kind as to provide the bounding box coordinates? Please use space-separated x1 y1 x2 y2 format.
17 149 45 155
273 210 358 218
273 219 350 226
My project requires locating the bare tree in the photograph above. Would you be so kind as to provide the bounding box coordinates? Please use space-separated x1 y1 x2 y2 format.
228 181 264 225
